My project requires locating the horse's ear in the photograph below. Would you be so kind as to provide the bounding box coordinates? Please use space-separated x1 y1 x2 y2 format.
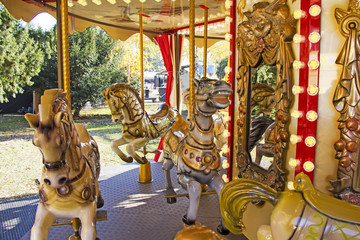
54 112 64 128
25 114 39 129
101 91 106 98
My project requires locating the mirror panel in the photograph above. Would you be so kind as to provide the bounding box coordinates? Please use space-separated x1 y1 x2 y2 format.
235 0 296 191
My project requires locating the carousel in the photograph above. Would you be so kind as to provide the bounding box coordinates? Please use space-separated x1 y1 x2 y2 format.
1 0 360 239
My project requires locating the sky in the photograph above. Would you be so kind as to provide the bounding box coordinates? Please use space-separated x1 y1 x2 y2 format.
29 12 56 31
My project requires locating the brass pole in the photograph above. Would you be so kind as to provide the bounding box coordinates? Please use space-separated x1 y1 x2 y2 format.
174 33 181 110
56 0 71 105
189 0 195 119
138 10 151 183
139 13 145 110
203 6 208 78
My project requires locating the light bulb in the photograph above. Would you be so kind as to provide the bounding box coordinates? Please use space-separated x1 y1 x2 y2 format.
303 161 315 172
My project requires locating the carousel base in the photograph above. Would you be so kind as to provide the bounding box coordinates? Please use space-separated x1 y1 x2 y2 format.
0 161 247 240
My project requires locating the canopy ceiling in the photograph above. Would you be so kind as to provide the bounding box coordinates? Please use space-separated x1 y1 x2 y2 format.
1 0 229 47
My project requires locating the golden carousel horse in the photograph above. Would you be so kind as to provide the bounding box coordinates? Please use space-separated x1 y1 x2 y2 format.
101 83 178 164
25 89 103 240
220 173 360 240
162 77 232 234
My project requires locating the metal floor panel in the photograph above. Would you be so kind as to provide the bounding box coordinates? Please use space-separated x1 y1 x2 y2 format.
1 162 247 240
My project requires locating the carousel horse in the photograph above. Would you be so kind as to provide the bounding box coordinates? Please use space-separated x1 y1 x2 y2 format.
25 89 103 240
249 83 276 165
162 77 232 234
220 172 360 240
183 89 229 152
101 83 178 164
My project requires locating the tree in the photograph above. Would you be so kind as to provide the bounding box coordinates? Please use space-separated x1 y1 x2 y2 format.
28 26 58 93
216 57 229 80
0 4 44 102
69 26 127 117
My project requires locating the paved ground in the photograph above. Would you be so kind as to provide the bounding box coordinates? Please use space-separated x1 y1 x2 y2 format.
1 162 247 240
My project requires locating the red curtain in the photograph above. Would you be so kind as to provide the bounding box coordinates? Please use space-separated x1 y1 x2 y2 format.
153 34 183 161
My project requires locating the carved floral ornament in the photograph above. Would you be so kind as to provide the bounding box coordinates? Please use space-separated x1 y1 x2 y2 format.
236 0 296 191
331 0 360 206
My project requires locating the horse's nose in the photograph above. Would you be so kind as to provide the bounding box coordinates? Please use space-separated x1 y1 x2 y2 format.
114 118 120 124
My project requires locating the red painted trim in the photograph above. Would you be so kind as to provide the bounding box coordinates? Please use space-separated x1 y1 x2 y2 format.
141 14 151 18
165 18 225 34
199 5 209 10
295 0 321 182
227 0 236 181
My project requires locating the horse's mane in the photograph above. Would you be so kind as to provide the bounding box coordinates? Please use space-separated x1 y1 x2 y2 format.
38 89 70 126
105 83 141 102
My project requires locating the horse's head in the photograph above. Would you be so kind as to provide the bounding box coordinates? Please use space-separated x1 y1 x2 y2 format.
101 87 125 124
194 78 233 115
25 93 72 189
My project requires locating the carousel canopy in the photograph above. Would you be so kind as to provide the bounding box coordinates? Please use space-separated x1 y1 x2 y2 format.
1 0 229 47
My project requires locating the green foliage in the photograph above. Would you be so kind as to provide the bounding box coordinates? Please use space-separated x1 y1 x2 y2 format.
69 27 127 117
251 62 277 88
216 57 229 80
28 26 58 92
0 4 44 102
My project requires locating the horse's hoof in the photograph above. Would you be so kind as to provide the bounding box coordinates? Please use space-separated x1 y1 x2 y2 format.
167 197 177 204
182 215 195 225
217 224 230 235
97 195 104 209
124 156 133 163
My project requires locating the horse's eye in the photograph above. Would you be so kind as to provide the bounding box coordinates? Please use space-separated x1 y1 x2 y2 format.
112 99 117 106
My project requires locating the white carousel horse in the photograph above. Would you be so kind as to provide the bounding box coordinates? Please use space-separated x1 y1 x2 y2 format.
101 83 178 164
162 77 232 234
25 89 103 240
183 89 230 153
220 172 360 240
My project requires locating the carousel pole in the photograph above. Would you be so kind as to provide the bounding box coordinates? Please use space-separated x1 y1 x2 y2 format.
138 10 152 183
56 0 71 105
201 4 209 78
189 0 195 119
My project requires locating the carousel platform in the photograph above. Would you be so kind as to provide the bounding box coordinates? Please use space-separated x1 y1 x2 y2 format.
0 161 247 240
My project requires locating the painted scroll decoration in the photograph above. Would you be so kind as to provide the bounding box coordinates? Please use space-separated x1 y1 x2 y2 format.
236 0 295 191
330 0 360 206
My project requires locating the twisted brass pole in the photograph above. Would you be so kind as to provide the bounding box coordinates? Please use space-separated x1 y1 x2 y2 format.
189 0 195 119
56 0 71 105
139 12 145 110
203 6 208 78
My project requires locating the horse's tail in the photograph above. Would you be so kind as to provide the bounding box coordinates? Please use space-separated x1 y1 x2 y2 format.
220 178 279 235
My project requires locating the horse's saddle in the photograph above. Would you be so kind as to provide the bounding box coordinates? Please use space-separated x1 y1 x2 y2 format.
149 103 170 123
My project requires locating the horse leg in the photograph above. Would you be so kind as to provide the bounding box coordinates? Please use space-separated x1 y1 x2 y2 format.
95 180 104 209
79 202 97 240
111 135 133 163
126 137 149 164
255 144 263 165
208 175 230 235
31 203 55 240
162 157 176 204
178 174 202 225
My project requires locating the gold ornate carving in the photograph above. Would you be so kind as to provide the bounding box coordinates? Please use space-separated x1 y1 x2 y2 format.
220 173 360 238
330 0 360 206
235 0 295 191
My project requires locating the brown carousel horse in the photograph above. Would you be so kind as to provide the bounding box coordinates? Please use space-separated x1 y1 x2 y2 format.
101 83 178 164
162 77 232 234
25 89 103 240
249 83 276 165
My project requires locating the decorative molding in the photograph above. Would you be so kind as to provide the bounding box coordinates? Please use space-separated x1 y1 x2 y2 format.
235 0 295 191
330 0 360 206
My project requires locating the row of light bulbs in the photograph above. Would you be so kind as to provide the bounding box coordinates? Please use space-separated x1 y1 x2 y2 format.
287 4 322 189
70 0 175 7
